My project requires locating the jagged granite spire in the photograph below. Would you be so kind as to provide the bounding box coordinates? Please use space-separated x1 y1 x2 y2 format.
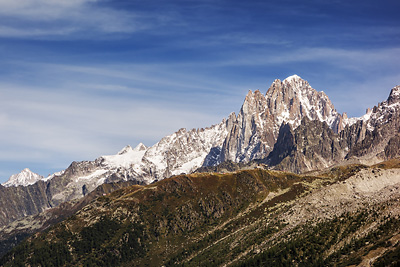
267 75 344 133
218 75 344 164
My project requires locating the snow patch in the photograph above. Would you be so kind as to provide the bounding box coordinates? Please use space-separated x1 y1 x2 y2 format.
102 147 147 169
44 170 66 182
283 74 302 83
171 153 208 176
76 169 108 182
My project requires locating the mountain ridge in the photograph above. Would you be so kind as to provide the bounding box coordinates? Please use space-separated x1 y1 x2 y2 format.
2 159 400 266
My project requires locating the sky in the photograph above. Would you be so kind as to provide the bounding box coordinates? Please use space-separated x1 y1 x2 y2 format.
0 0 399 183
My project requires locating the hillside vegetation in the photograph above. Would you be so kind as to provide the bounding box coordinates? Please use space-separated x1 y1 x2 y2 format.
2 161 400 266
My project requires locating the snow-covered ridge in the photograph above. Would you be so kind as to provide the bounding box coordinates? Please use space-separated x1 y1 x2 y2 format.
283 74 302 83
366 85 400 131
44 170 66 182
68 119 232 185
343 108 373 127
342 85 400 132
2 120 229 187
140 120 231 181
101 143 148 171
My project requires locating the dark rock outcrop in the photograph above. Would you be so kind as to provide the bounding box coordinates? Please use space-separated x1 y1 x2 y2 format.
267 118 345 173
384 134 400 159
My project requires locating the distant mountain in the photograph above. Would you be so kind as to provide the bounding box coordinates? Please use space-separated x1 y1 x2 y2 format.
2 168 44 187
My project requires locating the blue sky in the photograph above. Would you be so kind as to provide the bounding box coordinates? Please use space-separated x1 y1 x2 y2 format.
0 0 399 182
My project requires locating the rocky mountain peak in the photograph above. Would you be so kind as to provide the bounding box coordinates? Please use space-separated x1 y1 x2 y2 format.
118 145 133 155
241 89 267 115
282 74 309 88
117 143 147 156
133 143 147 152
266 75 342 133
2 168 44 187
283 74 302 82
217 75 347 166
387 85 400 105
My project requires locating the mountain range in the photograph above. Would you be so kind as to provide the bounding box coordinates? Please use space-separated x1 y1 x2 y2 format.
1 75 400 265
5 75 397 186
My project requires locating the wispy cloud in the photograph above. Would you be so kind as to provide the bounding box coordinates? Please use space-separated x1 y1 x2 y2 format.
217 46 400 69
14 61 249 100
0 0 143 38
0 0 97 18
203 44 400 116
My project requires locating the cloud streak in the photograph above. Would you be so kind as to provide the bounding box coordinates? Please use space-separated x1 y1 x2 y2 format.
0 0 142 38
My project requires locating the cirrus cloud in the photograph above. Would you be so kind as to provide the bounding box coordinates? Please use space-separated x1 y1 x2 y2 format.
0 0 144 38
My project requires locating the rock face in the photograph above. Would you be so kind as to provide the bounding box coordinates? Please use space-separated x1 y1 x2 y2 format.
385 135 400 159
266 118 346 173
267 85 400 173
0 182 49 227
266 75 343 132
217 75 344 165
344 85 400 161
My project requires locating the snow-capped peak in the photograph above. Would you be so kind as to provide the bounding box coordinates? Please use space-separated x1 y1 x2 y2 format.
266 74 341 132
283 74 302 83
2 168 44 187
133 143 147 152
117 143 147 155
388 85 400 105
118 145 133 155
